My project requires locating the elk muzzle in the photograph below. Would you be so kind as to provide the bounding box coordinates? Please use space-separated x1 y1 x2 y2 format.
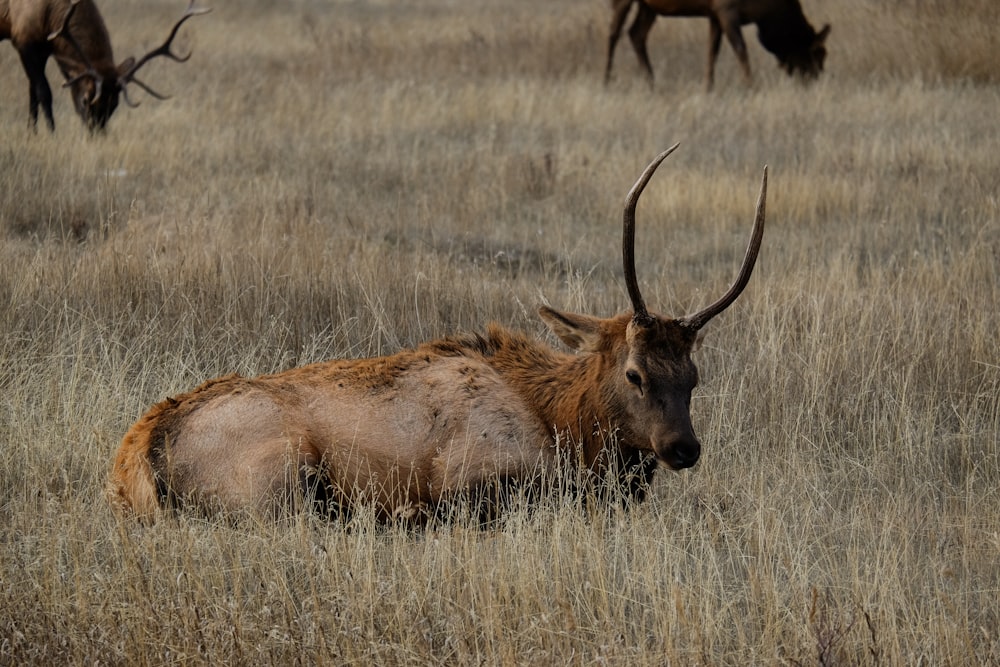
653 425 701 470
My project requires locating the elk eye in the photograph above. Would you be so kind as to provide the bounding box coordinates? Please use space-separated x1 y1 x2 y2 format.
625 370 643 389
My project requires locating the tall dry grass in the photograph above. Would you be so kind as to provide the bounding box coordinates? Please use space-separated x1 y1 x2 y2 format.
1 0 998 663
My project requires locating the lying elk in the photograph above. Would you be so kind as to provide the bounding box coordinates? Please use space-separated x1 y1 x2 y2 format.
108 145 768 523
0 0 209 132
605 0 830 90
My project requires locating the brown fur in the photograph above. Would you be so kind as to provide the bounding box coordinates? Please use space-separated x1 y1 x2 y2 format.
605 0 830 90
108 149 767 523
0 0 206 132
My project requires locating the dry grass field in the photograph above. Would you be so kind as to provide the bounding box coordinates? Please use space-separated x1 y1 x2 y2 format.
1 0 998 663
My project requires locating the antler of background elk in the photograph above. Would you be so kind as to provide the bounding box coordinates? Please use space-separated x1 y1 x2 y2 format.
48 0 210 106
117 0 211 106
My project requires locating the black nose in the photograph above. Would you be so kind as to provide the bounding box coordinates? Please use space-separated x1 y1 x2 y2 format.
661 437 701 470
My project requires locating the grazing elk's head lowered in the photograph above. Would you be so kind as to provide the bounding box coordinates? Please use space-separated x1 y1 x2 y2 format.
605 0 829 91
108 145 768 524
0 0 209 132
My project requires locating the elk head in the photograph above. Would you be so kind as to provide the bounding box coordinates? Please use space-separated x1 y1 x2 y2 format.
48 0 210 132
542 145 767 471
775 24 831 80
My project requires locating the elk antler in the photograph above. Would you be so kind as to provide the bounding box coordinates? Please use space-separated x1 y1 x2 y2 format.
118 0 211 105
623 143 680 326
48 0 103 102
680 166 768 331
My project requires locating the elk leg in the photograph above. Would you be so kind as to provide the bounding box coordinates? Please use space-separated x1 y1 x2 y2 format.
719 15 752 84
605 0 633 83
299 460 350 520
18 47 55 131
627 3 657 85
706 17 723 91
469 474 537 527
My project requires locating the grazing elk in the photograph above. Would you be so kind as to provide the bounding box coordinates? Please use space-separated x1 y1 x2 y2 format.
0 0 209 132
108 145 768 524
605 0 830 90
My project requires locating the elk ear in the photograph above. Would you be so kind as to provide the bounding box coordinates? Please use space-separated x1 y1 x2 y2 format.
538 306 604 352
817 24 831 43
690 329 707 354
117 57 136 77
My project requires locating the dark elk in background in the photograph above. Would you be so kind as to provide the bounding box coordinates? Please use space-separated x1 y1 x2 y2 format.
605 0 830 90
0 0 209 132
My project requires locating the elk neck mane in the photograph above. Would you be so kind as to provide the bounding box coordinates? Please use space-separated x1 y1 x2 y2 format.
432 319 635 468
50 1 117 79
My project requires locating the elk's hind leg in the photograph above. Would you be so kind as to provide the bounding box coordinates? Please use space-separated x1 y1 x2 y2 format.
164 435 328 519
717 11 752 83
160 390 327 518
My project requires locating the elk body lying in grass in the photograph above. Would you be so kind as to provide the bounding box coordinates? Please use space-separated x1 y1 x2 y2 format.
0 0 208 132
108 146 768 524
605 0 830 90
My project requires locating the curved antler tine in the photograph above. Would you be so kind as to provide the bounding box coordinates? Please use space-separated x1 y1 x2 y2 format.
62 70 98 88
623 143 680 325
47 0 80 43
681 166 768 331
120 1 212 83
126 76 170 101
120 86 140 108
154 4 211 63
